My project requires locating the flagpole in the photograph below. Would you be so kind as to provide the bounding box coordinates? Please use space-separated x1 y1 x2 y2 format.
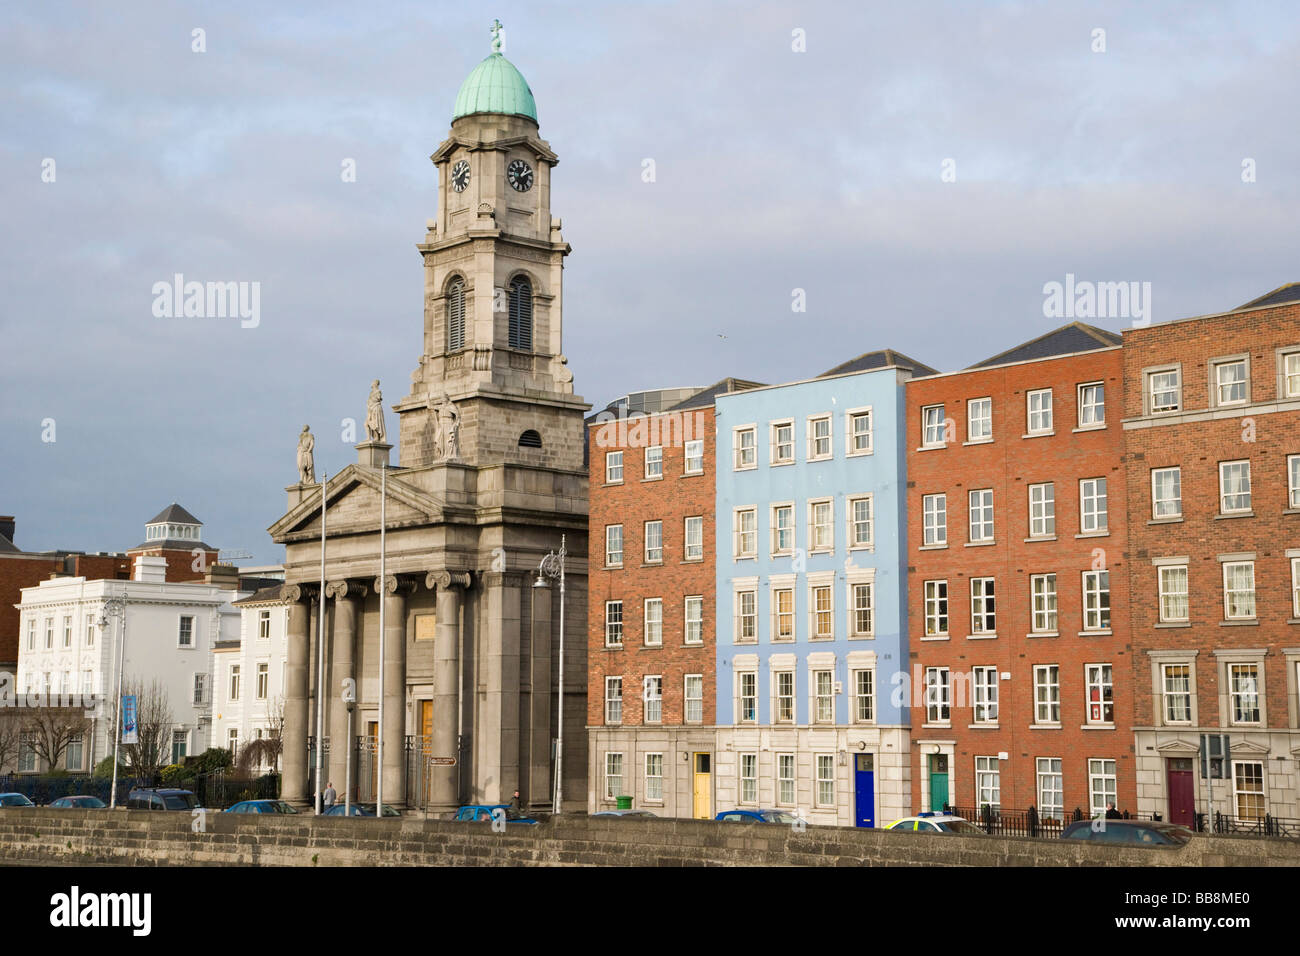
315 472 327 814
377 461 386 817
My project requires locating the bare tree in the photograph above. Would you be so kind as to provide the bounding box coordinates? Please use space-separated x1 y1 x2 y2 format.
0 711 21 773
21 707 90 770
121 678 174 778
237 695 285 774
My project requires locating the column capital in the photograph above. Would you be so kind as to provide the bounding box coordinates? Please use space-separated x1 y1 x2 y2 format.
427 570 472 591
374 574 418 596
284 583 321 604
326 580 368 600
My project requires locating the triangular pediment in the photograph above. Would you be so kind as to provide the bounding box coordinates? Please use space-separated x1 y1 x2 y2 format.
1155 737 1201 756
268 465 445 542
1226 737 1272 756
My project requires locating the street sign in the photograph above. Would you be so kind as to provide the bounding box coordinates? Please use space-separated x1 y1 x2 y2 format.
1200 733 1230 779
428 756 456 766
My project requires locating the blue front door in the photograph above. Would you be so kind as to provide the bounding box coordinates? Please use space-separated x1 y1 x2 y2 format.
854 754 875 827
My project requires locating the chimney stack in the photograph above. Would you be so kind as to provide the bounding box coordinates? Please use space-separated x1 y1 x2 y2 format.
133 555 168 583
205 563 241 591
0 516 14 544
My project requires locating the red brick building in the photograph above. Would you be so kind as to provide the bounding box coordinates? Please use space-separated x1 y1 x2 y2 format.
906 324 1137 822
1124 285 1300 828
585 380 759 816
125 503 219 582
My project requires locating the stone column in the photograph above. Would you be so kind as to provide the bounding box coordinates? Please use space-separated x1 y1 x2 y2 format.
527 579 553 809
375 574 412 806
478 571 522 805
427 570 471 810
327 580 365 794
282 586 311 805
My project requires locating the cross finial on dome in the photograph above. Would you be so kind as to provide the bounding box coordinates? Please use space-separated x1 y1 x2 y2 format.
491 19 505 54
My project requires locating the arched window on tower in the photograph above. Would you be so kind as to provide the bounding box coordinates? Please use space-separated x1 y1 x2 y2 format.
518 429 542 448
446 278 465 352
508 275 533 351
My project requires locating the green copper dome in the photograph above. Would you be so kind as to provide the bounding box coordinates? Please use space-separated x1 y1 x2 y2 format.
452 52 538 122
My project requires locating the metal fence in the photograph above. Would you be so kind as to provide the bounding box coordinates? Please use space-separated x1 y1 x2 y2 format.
292 735 443 807
0 774 143 806
190 771 280 809
946 804 1300 841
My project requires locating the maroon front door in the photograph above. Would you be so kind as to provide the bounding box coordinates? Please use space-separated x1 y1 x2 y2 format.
1167 758 1195 828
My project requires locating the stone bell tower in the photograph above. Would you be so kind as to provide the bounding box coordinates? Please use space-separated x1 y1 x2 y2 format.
397 20 585 471
270 23 589 815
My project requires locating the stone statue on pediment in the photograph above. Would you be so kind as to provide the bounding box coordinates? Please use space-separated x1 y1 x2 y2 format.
297 425 316 483
429 392 461 461
365 380 387 442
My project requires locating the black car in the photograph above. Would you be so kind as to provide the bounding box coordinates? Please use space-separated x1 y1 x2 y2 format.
1060 819 1194 846
126 787 199 811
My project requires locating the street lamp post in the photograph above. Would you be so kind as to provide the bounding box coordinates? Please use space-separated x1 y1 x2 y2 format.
100 591 127 809
533 536 566 814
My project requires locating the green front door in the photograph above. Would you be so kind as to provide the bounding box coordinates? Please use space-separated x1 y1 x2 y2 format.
929 754 949 811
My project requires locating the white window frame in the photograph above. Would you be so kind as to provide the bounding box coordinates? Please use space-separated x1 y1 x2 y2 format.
684 515 704 561
770 420 794 465
807 414 832 461
1222 561 1256 620
605 524 623 567
846 407 873 456
733 426 757 471
776 753 796 806
605 450 623 484
643 598 663 647
178 615 195 648
849 581 874 637
1233 760 1265 822
605 600 624 647
809 498 834 552
644 520 663 564
1034 665 1060 725
847 495 873 550
1026 388 1053 435
1028 482 1055 538
968 488 994 542
770 503 795 556
1158 565 1190 623
921 404 946 448
739 753 758 804
1037 757 1064 820
1228 662 1261 724
774 670 795 723
924 580 948 637
970 577 996 635
604 753 624 801
1212 356 1249 408
1030 573 1057 634
925 666 950 723
809 582 834 639
974 755 1001 810
1079 477 1108 533
813 669 835 723
733 507 757 559
1289 455 1300 509
1088 759 1117 817
684 674 703 723
683 440 704 475
645 752 664 801
853 669 875 723
258 609 271 639
1082 570 1110 632
735 589 757 643
1146 365 1182 414
922 493 947 546
684 596 703 645
736 671 758 723
972 666 999 724
1077 381 1105 428
967 397 992 442
644 444 663 480
771 586 794 642
1162 663 1192 724
1218 460 1252 514
815 753 836 807
1292 557 1300 618
643 675 663 723
1151 466 1182 519
604 676 623 724
1085 663 1114 725
1282 348 1300 399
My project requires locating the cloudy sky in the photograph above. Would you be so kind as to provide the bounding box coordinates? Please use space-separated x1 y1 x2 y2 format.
2 0 1297 564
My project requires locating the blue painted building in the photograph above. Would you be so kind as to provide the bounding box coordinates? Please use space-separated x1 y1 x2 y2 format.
712 351 934 826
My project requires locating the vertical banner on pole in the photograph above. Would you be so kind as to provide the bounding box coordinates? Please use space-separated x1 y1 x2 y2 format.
121 694 139 745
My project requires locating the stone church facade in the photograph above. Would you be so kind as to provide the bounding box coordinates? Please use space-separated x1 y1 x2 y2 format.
269 33 589 813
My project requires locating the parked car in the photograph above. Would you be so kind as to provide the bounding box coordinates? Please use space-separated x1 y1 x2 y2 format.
454 804 538 824
225 799 299 814
884 813 986 834
715 809 805 825
1061 819 1194 846
47 795 107 809
0 793 36 807
322 802 402 817
126 787 199 811
592 809 657 818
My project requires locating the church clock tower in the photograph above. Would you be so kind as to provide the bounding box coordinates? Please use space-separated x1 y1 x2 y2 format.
397 21 585 470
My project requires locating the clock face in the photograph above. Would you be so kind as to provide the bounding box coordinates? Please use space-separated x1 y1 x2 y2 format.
506 159 534 192
451 160 470 193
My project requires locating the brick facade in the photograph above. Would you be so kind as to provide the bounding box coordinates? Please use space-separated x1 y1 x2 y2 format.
1123 299 1300 824
907 345 1136 819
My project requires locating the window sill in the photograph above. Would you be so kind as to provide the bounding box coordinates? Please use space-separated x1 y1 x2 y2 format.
641 562 663 569
605 564 624 571
1214 512 1255 520
966 633 998 641
918 543 948 551
962 438 994 447
967 723 1000 730
1080 723 1116 731
921 722 952 730
733 556 757 562
732 466 757 473
1079 629 1113 638
1072 424 1106 433
680 558 704 565
1155 621 1191 628
1283 508 1300 516
848 634 876 641
806 456 833 464
770 460 794 468
1220 620 1259 626
848 545 875 553
1022 431 1056 439
915 445 947 453
965 540 996 548
1075 531 1109 539
846 450 875 458
1027 631 1059 639
1024 535 1057 543
1148 517 1184 525
1029 723 1062 730
604 644 623 651
1288 618 1300 625
603 481 624 488
641 477 664 483
682 471 705 478
920 635 950 642
808 636 835 642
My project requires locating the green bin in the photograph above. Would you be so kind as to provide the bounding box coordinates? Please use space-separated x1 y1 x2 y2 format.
615 795 633 810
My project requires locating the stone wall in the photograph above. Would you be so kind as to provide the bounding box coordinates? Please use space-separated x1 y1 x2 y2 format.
0 809 1296 867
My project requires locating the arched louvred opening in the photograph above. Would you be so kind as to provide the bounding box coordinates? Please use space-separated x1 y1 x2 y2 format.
446 278 465 352
518 429 542 448
508 275 533 351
